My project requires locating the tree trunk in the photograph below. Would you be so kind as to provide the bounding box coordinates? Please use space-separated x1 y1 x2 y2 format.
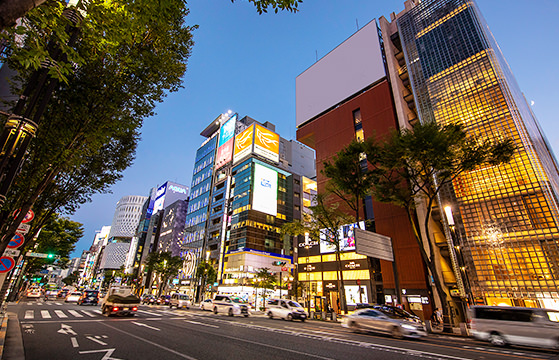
335 249 348 314
0 0 47 29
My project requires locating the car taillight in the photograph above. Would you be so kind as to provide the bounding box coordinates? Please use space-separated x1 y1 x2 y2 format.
112 307 119 312
132 306 137 311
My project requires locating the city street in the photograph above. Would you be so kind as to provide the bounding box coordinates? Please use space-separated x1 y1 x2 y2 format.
3 299 558 360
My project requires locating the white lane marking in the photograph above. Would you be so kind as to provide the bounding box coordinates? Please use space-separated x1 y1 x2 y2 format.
71 337 79 348
81 310 96 317
36 302 43 305
79 349 122 360
24 310 34 319
68 310 83 318
137 309 161 317
100 323 198 360
40 310 51 319
54 310 67 318
131 321 160 331
54 302 62 305
86 335 108 346
93 309 102 314
185 320 219 329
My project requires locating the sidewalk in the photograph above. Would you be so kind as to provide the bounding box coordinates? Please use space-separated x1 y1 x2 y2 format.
0 303 25 360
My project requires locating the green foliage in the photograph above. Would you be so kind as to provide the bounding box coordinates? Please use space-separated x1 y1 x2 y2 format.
195 260 217 285
232 0 302 14
62 271 79 286
146 251 184 294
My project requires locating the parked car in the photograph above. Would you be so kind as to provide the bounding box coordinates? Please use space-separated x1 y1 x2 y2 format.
267 299 307 321
212 294 250 317
26 288 42 298
470 305 559 349
200 299 214 311
78 290 99 305
342 308 427 339
65 291 82 303
169 293 191 309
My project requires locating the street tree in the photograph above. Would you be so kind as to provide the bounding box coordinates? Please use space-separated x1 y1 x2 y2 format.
62 271 79 286
362 121 515 331
322 139 373 223
281 194 354 314
195 260 217 301
145 252 183 297
255 267 276 310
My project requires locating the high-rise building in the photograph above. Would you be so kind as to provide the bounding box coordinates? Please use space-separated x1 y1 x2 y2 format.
381 0 559 309
108 195 147 242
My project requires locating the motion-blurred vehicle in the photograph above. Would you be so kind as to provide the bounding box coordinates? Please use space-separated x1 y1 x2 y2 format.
26 288 42 298
212 295 250 317
159 295 170 305
470 305 559 349
200 299 214 311
78 290 99 305
57 288 70 299
65 291 82 303
169 293 191 309
100 286 139 316
267 299 307 321
342 308 426 339
142 295 157 305
373 304 422 323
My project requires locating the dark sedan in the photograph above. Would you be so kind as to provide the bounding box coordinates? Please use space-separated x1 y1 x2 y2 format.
78 290 100 305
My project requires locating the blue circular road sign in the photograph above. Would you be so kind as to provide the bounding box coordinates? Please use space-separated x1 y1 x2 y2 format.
7 233 24 249
0 256 15 273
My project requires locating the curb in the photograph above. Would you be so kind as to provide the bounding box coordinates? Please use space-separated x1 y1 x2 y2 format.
0 313 8 359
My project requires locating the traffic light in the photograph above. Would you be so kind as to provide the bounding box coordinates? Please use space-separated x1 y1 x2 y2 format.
47 253 55 259
272 261 286 266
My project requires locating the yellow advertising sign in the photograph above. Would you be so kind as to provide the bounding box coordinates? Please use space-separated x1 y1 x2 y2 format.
233 124 254 163
254 124 280 163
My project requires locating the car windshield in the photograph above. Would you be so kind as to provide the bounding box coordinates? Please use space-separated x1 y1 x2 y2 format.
85 291 98 296
231 297 246 304
288 301 302 308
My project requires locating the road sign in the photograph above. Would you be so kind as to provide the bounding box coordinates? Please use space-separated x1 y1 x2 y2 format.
26 252 49 258
17 223 30 235
12 209 35 223
3 249 20 257
7 233 24 249
0 256 15 273
281 266 288 272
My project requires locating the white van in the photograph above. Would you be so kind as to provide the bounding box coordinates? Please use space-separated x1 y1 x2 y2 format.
266 299 308 321
470 305 559 349
169 293 191 309
212 294 250 317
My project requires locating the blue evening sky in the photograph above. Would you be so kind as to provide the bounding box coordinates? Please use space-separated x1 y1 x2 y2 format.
69 0 559 256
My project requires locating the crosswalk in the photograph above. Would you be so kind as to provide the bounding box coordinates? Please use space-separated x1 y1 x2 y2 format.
20 307 194 320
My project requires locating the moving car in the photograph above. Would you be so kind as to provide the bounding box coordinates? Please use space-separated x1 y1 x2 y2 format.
267 299 307 321
212 294 250 317
26 288 42 298
142 295 157 305
342 308 427 339
78 290 100 305
57 288 70 299
100 286 140 316
470 305 559 349
200 299 213 311
169 293 191 309
65 291 82 303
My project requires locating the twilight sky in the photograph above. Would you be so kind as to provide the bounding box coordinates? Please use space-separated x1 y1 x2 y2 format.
69 0 559 257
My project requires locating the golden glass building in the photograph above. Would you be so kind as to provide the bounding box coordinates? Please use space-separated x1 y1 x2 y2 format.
387 0 559 308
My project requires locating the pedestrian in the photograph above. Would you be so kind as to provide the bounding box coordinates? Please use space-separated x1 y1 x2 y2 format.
431 308 440 325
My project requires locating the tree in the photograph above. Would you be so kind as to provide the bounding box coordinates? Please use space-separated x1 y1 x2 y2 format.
195 260 216 301
362 121 515 331
322 139 373 223
145 251 183 297
282 194 354 314
255 267 276 310
62 271 79 286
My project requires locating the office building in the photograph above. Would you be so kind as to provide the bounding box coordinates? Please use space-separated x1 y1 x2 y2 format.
107 195 147 242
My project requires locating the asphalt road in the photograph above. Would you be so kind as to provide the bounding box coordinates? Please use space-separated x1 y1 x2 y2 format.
4 298 559 360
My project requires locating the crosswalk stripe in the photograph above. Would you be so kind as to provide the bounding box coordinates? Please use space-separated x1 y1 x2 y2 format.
40 310 51 319
54 302 63 305
81 310 96 317
137 309 161 317
54 310 67 318
93 310 102 314
24 310 33 319
68 310 83 318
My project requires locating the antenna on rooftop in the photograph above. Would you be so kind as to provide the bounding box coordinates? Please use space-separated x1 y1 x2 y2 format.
356 18 359 31
315 50 318 62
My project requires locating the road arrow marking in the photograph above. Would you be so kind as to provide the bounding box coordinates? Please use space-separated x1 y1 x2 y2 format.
131 321 160 331
86 335 108 345
57 323 77 336
71 337 79 348
79 348 122 360
24 310 33 319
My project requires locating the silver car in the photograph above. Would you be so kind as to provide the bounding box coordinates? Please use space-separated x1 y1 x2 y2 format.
200 298 214 311
342 308 427 339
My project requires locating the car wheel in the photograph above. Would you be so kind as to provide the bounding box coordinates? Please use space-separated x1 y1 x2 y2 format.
268 311 273 319
350 321 361 333
228 308 234 317
214 307 218 314
286 313 293 321
489 332 507 347
391 326 404 340
301 318 305 322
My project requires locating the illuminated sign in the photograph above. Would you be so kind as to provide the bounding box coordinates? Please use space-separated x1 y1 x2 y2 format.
253 124 279 163
252 163 278 216
233 125 254 164
216 115 237 167
320 221 365 254
169 185 188 194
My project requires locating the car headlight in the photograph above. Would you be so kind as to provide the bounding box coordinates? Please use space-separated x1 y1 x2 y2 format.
401 324 416 330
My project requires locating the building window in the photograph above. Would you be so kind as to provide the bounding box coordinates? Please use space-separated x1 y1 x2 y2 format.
352 108 362 125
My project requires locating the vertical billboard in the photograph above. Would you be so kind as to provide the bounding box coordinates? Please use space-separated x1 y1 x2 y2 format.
252 163 278 216
215 114 237 168
320 221 365 253
254 124 280 163
233 124 254 164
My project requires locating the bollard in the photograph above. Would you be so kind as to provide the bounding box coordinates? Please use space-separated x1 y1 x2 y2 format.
332 312 337 322
425 320 433 333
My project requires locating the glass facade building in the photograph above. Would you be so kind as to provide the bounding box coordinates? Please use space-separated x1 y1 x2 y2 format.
397 0 559 307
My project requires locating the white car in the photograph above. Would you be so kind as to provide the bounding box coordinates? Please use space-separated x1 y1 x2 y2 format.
26 288 42 298
169 293 191 309
200 298 213 311
342 308 427 339
267 299 307 321
65 291 82 303
212 295 250 317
